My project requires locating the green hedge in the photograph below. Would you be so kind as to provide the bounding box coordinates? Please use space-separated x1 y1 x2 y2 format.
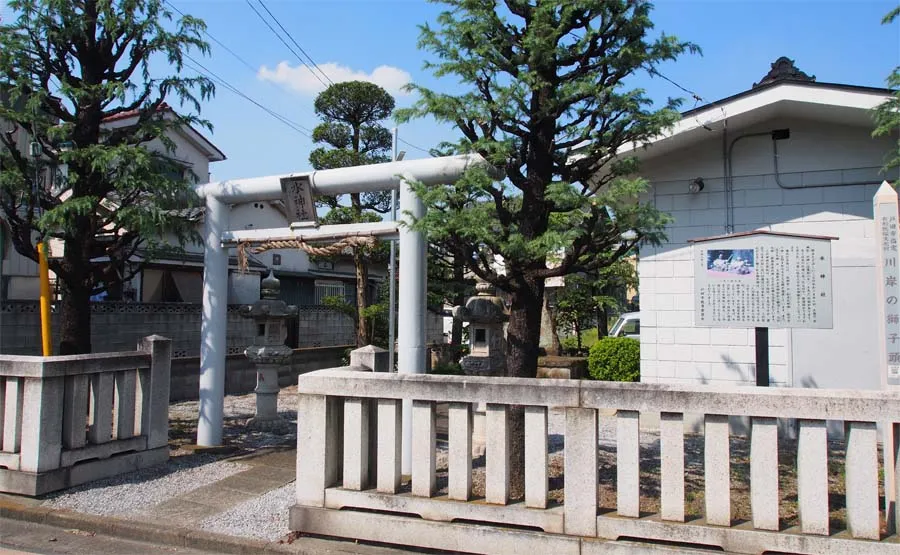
587 337 640 382
429 361 464 376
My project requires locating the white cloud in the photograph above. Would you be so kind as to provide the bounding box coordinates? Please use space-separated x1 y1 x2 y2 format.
257 61 412 97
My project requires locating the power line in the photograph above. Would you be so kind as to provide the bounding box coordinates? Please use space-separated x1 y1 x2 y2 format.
646 66 728 126
249 1 436 156
164 0 258 75
244 0 331 90
184 54 312 138
256 0 333 87
166 0 314 139
398 137 434 156
646 66 703 104
167 1 426 154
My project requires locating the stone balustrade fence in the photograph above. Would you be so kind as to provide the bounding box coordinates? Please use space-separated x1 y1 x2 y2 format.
0 335 171 495
291 366 899 554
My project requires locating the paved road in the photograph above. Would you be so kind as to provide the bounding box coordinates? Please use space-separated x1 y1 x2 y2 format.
0 517 216 555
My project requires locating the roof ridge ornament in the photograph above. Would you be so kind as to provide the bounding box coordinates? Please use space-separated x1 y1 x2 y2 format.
752 56 816 89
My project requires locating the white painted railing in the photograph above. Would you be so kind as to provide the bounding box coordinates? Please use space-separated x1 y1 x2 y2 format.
0 335 171 495
292 365 900 555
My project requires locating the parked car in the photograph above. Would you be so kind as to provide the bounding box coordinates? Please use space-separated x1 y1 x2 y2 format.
609 311 640 339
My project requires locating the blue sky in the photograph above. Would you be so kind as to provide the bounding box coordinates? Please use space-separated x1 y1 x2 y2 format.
113 1 900 181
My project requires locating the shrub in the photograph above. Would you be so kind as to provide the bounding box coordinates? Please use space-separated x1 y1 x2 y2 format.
587 337 640 382
430 361 464 376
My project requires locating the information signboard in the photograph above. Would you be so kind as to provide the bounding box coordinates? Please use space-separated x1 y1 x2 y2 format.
692 231 834 329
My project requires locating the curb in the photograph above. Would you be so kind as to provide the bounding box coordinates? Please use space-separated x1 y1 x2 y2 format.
0 497 364 555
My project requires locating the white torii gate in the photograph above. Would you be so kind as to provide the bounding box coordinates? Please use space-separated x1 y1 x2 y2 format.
193 154 496 473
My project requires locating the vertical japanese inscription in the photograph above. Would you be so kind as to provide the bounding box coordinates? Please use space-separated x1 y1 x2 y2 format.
280 175 318 225
876 198 900 386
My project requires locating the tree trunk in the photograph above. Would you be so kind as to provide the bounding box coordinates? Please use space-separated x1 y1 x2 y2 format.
506 275 544 379
504 272 545 500
354 248 369 347
540 289 561 356
58 280 92 355
450 261 465 347
598 304 609 338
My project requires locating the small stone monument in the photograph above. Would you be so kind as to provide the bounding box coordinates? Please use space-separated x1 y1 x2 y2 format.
452 280 508 455
240 270 298 430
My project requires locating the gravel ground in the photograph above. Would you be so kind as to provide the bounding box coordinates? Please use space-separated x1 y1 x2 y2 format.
41 455 249 516
168 388 299 454
199 483 295 541
40 388 293 518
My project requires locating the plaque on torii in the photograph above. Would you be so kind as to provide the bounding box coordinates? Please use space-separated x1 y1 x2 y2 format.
280 175 318 229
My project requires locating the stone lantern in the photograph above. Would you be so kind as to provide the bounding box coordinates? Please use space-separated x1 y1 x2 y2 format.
452 280 508 455
452 281 509 377
240 270 298 430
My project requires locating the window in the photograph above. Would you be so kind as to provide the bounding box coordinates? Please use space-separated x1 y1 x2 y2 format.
474 328 487 345
315 280 345 305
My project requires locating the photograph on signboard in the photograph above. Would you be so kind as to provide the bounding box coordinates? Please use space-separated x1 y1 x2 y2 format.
706 249 755 278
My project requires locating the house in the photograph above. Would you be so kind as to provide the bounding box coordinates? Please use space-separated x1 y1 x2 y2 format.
1 103 381 306
608 57 898 392
0 104 228 301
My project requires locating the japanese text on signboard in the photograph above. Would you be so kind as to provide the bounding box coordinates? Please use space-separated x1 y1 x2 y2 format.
694 236 833 329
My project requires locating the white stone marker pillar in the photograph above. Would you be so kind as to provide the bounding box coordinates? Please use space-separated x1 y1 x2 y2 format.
874 180 900 531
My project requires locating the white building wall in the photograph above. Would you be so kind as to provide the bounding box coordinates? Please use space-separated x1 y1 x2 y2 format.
227 202 310 274
638 116 897 391
144 130 212 184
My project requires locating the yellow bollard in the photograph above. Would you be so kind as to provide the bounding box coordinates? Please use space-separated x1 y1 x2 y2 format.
37 241 51 356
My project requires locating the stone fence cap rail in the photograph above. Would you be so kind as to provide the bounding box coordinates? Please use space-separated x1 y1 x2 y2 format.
0 336 170 378
0 352 151 378
297 370 900 422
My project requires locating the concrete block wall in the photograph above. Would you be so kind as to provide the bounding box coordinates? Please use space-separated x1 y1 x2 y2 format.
296 306 356 348
1 301 448 360
0 302 360 357
168 345 348 402
637 116 896 391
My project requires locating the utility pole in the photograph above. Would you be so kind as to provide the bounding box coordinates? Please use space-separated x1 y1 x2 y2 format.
389 129 398 372
388 128 405 372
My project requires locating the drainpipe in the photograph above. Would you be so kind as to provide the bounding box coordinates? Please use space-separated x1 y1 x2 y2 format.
721 120 730 233
726 131 773 233
772 137 886 189
389 129 399 374
728 129 883 199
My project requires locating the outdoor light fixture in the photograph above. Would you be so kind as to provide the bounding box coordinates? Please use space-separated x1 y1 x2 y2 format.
689 177 705 194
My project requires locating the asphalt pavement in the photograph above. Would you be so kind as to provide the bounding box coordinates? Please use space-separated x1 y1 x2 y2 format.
0 516 217 554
